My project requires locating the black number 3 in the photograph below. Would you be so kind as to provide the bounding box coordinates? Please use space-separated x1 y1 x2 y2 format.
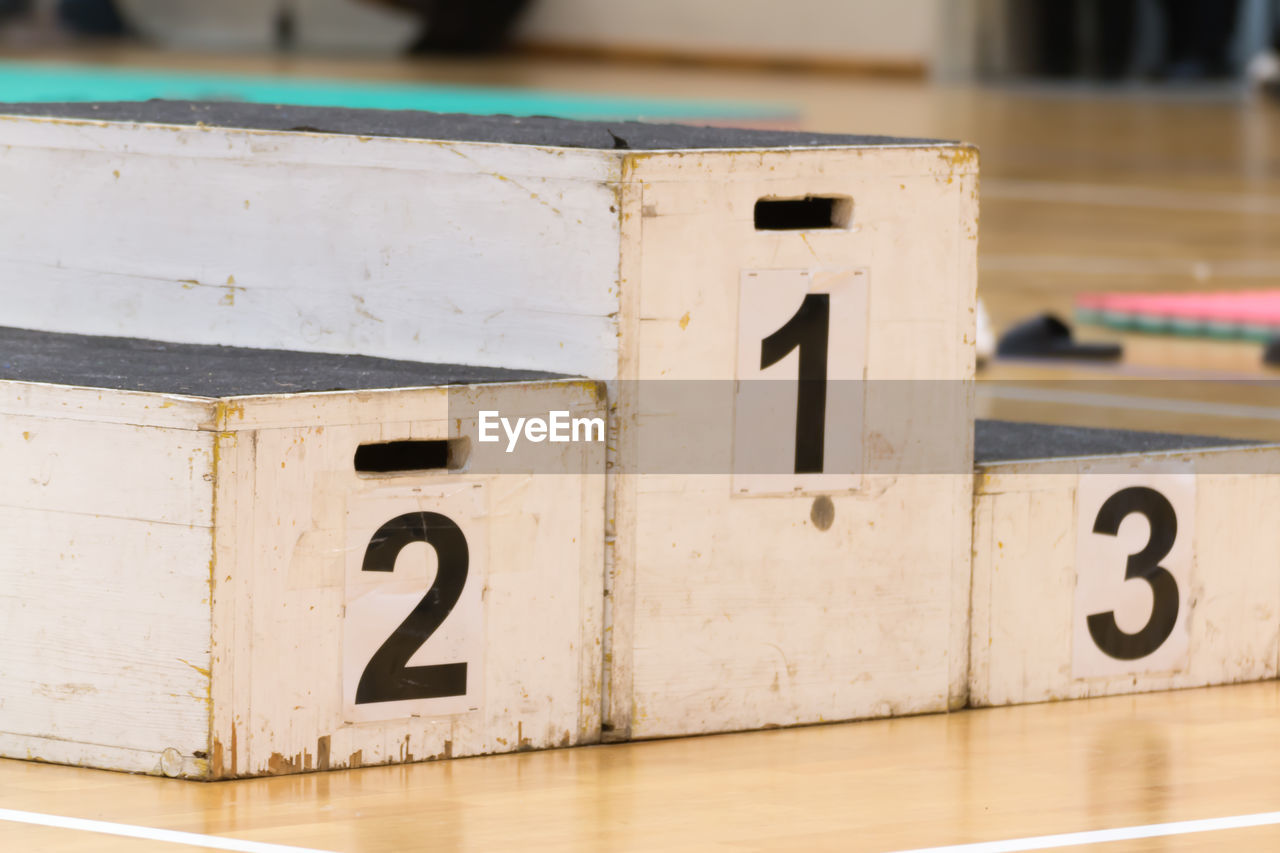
356 512 470 704
1086 487 1180 661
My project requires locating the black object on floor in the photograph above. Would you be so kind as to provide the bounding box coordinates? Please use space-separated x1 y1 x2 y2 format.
375 0 532 53
416 0 530 53
996 313 1124 361
1158 0 1243 80
1263 337 1280 367
0 0 32 22
57 0 127 35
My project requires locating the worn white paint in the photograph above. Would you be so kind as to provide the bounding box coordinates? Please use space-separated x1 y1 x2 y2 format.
208 379 606 778
971 446 1280 707
0 376 606 778
0 113 977 743
0 402 214 778
609 146 979 738
0 115 622 379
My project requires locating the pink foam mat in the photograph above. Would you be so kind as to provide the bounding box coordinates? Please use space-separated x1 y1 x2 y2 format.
1078 290 1280 325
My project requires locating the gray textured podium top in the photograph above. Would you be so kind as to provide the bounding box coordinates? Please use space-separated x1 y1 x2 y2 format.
0 100 949 150
975 419 1260 464
0 327 560 398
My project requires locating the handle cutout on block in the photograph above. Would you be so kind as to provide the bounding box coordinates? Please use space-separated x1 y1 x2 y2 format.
355 439 469 474
754 196 852 231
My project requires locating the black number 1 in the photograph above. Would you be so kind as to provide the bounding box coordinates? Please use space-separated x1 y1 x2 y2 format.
761 293 830 474
356 512 470 704
1086 487 1180 661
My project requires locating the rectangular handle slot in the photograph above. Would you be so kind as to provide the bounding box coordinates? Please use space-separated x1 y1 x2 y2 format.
754 196 852 231
355 439 469 474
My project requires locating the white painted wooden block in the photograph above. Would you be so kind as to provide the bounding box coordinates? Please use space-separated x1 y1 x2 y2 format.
971 420 1280 707
0 329 606 778
0 103 978 739
612 148 976 739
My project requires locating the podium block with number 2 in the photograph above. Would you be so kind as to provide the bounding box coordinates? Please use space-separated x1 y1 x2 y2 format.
0 331 606 778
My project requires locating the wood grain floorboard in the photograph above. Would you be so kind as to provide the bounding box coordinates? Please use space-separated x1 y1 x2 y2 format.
2 47 1278 851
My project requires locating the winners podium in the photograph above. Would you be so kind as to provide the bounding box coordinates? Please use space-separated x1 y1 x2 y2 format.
0 101 1002 777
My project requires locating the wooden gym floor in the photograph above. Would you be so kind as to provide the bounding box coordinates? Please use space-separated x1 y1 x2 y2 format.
5 682 1280 852
3 48 1280 851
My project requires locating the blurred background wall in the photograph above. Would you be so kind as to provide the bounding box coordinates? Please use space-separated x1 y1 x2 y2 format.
513 0 943 74
2 0 1275 84
512 0 1276 80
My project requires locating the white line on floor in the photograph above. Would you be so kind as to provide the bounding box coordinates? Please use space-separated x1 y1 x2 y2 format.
887 809 1280 852
981 384 1280 422
983 179 1280 216
0 808 333 853
980 253 1280 280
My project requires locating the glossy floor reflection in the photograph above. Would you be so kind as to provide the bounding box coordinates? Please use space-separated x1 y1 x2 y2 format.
4 682 1280 851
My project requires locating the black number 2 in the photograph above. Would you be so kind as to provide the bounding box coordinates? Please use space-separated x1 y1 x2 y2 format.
761 293 830 474
356 512 470 704
1086 487 1180 661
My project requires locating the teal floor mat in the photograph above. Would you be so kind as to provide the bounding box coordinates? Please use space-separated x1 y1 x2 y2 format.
0 60 793 123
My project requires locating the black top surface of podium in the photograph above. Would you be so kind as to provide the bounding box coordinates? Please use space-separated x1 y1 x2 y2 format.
0 101 950 151
975 419 1260 464
0 330 1260 459
0 327 560 398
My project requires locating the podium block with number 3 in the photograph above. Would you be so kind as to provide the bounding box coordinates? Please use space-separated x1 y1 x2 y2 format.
971 420 1280 707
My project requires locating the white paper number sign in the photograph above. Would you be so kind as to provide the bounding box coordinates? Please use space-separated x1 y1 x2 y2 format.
733 268 868 496
1072 470 1195 679
343 483 486 723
